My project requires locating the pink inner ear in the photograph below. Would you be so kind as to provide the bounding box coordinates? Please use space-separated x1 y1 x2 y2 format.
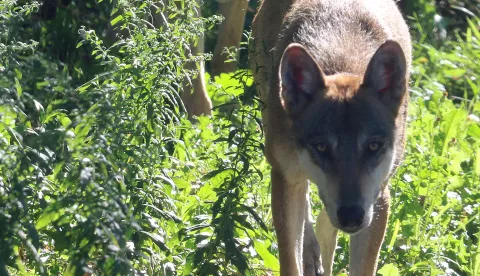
287 48 306 85
292 66 304 84
379 64 394 93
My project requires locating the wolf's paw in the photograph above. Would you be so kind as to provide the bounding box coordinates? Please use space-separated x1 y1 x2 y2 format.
303 242 323 275
303 223 323 276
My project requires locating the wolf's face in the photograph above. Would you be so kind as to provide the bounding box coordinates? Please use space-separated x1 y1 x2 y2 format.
279 41 407 233
295 96 397 234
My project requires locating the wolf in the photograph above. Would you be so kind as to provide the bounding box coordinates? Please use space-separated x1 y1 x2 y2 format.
250 0 411 275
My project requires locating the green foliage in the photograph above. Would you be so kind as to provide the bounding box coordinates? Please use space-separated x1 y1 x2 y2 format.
376 93 480 275
372 18 480 276
1 0 480 275
412 17 480 99
405 0 478 45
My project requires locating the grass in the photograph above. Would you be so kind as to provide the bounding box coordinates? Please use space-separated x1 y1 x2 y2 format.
1 0 479 274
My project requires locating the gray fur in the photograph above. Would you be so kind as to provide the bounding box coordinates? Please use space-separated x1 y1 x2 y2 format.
275 0 411 76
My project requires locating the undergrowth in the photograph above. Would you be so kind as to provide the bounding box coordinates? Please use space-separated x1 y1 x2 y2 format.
0 0 479 275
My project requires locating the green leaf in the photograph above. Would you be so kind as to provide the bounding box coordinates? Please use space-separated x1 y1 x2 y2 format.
442 108 466 156
147 103 154 132
387 219 400 252
467 18 480 41
76 83 91 94
140 231 169 251
60 115 72 127
14 68 22 80
201 168 230 181
36 208 64 230
110 15 124 26
36 81 49 89
173 177 189 189
253 241 279 271
474 251 480 276
468 123 480 141
15 77 22 97
378 263 400 276
475 149 480 176
13 247 27 274
443 68 466 78
241 204 268 232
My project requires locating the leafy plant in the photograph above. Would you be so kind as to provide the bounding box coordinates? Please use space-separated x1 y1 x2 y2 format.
1 0 480 275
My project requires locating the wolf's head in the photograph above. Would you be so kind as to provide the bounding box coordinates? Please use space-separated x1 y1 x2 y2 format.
279 40 407 234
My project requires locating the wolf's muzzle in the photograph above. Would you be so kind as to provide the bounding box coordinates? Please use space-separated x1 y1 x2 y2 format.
336 205 365 231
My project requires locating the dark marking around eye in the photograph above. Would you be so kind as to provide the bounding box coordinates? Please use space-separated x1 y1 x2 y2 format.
365 143 385 155
364 144 388 171
315 143 327 153
368 141 381 151
307 143 333 169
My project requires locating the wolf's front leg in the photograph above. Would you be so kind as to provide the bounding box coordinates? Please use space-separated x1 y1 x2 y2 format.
349 188 390 276
271 169 309 276
303 192 324 276
303 216 323 275
315 209 338 276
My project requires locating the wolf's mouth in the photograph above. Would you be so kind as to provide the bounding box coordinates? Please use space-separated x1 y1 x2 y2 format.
338 225 368 235
324 205 373 235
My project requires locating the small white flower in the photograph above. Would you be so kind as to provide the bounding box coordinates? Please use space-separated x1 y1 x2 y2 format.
80 167 94 185
468 114 480 123
464 205 474 215
126 241 135 251
447 191 461 201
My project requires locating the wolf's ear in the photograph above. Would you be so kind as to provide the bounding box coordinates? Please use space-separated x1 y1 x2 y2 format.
364 40 407 113
279 43 325 117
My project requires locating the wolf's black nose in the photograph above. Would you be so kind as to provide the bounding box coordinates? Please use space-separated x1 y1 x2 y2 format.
337 205 365 228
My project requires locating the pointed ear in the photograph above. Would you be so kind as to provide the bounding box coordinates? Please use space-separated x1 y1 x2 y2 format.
363 40 408 113
279 43 325 117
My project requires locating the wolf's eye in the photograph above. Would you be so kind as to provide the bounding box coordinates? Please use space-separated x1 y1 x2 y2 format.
316 143 327 152
368 142 381 151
